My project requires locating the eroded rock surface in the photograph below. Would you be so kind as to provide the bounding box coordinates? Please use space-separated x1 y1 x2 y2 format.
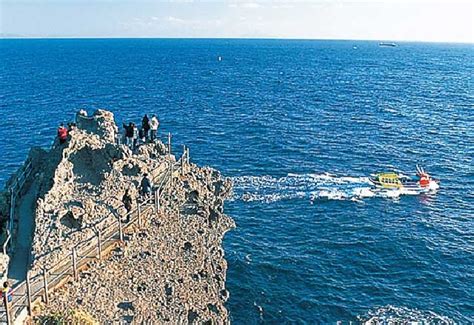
6 109 234 323
41 165 234 323
30 117 168 275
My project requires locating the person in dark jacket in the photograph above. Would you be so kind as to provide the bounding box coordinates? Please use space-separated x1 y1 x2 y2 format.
122 189 133 223
142 115 150 141
138 128 145 144
123 122 134 148
140 173 153 197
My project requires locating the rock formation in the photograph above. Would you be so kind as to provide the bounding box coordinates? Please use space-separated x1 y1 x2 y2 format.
0 109 235 323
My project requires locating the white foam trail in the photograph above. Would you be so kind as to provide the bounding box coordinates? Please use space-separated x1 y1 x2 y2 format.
231 173 374 203
230 173 436 203
353 187 376 198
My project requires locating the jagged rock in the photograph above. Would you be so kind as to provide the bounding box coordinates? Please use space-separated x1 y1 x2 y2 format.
8 109 237 324
76 109 118 143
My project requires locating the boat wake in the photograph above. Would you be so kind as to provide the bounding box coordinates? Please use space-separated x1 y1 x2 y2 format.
230 173 435 203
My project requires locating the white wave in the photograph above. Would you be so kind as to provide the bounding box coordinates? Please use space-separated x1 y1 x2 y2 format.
353 187 376 198
311 189 350 201
378 189 401 199
358 305 455 324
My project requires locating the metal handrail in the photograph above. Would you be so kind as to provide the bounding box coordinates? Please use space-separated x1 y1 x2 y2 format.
2 229 11 256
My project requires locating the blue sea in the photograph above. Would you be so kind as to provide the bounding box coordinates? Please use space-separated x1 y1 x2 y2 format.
1 39 473 323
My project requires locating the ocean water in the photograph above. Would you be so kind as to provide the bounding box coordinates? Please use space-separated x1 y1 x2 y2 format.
1 39 473 323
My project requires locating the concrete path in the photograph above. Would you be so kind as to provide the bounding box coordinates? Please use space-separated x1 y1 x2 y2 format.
8 181 38 285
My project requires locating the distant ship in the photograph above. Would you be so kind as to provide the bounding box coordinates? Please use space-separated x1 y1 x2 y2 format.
379 42 397 47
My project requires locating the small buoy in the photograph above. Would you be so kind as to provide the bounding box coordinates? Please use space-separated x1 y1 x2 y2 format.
218 56 222 61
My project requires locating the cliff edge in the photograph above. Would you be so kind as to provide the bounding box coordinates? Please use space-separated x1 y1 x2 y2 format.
1 109 235 324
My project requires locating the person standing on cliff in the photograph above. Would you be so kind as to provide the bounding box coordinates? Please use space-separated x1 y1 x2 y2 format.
122 189 133 223
138 127 146 145
132 123 139 150
140 173 153 198
124 122 134 148
150 114 159 142
142 114 150 141
57 123 68 144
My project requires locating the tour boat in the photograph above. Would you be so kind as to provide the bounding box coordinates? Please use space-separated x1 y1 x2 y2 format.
369 166 439 193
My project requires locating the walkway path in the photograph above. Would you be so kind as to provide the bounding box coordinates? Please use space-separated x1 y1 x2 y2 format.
8 180 38 286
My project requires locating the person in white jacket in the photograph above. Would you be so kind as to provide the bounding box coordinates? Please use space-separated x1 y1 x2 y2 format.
150 114 159 142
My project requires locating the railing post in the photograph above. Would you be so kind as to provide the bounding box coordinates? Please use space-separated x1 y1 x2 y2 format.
26 272 33 316
167 132 171 156
137 200 142 228
97 231 102 260
4 290 11 325
154 189 159 213
72 248 78 281
170 161 174 186
7 188 16 253
118 217 124 241
43 268 49 304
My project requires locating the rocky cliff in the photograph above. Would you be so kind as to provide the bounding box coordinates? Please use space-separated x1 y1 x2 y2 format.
2 109 235 323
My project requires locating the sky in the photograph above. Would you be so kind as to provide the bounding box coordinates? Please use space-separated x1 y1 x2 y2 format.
0 0 473 43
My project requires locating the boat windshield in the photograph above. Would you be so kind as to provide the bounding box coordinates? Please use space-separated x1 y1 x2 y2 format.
399 175 419 183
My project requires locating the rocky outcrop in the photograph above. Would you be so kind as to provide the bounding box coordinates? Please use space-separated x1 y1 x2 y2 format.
28 111 172 275
75 109 118 144
37 164 234 323
3 109 234 323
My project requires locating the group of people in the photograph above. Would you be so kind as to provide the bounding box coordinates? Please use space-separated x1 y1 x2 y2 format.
123 114 160 149
56 113 160 149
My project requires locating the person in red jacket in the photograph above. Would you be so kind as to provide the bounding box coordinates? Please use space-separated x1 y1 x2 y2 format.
57 123 68 144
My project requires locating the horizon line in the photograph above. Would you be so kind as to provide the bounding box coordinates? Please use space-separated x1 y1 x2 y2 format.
0 36 473 45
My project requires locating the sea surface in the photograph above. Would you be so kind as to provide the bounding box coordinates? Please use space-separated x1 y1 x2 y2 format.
1 39 473 323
